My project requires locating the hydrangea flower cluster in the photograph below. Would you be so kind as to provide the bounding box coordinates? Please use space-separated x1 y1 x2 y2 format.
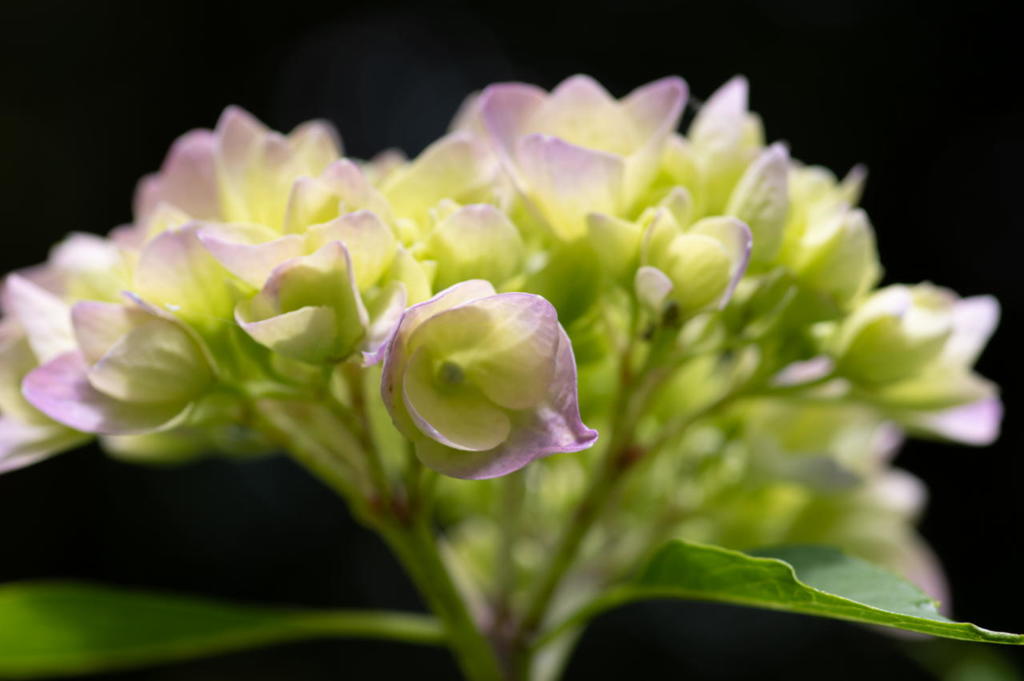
0 75 1002 680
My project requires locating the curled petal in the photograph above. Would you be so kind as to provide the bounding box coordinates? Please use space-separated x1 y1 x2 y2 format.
237 305 340 364
236 241 367 363
407 293 559 410
413 326 597 479
403 347 512 452
381 280 499 435
22 352 189 435
382 282 596 479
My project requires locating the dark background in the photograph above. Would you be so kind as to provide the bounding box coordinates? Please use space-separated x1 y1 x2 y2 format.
1 1 1021 679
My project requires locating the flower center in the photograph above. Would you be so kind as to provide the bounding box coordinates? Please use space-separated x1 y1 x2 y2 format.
437 360 465 386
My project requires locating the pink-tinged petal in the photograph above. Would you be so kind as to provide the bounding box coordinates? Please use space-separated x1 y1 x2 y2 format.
1 274 73 362
390 280 497 351
108 223 146 251
515 325 599 451
413 326 597 480
689 76 749 150
870 468 928 517
133 130 220 221
622 76 688 141
199 231 305 289
772 356 835 387
22 352 189 435
907 397 1003 446
0 416 88 475
620 77 688 203
944 295 999 367
49 232 124 278
516 134 624 240
479 82 547 155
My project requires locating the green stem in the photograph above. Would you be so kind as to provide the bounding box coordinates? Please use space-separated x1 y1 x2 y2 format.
377 517 505 681
254 396 503 681
516 319 657 644
297 609 447 646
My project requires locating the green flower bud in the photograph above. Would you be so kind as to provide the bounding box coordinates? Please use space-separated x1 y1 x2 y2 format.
786 208 881 308
833 285 954 386
639 210 751 319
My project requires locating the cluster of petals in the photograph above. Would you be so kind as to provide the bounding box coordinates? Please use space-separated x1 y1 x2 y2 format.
0 73 1002 486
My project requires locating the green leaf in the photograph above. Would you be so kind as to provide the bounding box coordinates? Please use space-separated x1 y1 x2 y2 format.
633 541 1022 644
0 581 444 678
